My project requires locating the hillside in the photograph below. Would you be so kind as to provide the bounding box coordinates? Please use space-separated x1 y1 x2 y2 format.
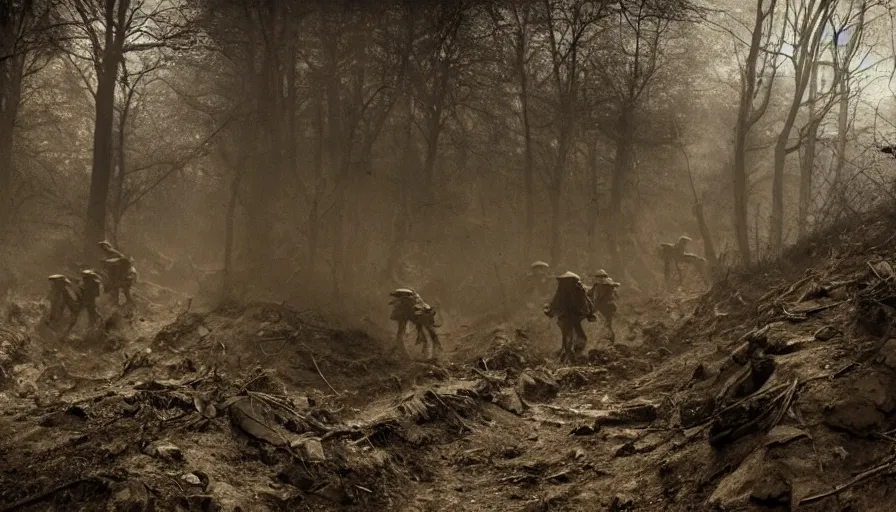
3 210 896 510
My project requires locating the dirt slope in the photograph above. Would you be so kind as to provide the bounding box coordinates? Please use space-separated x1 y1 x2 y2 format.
4 211 896 511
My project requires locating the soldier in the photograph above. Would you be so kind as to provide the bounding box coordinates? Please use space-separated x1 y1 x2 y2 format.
46 274 79 329
67 270 103 334
659 235 706 286
389 288 441 359
97 241 137 310
589 269 621 343
544 271 596 363
524 261 553 309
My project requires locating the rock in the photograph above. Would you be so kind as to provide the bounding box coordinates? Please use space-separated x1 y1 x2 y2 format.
290 436 326 461
814 325 838 341
516 370 559 403
749 470 791 507
679 395 715 428
107 480 152 512
143 440 184 462
764 425 809 447
690 363 709 381
198 325 211 338
181 473 202 486
496 389 527 415
824 399 885 435
571 425 597 436
594 402 658 428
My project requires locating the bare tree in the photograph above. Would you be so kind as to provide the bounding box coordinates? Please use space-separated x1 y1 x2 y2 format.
60 0 191 256
769 0 833 254
0 0 58 240
730 0 786 264
541 0 608 267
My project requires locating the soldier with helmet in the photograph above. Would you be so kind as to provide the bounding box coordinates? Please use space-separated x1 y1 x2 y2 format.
589 269 620 343
46 274 79 329
389 288 441 359
524 260 553 309
543 271 596 363
97 240 137 311
67 269 103 334
659 235 707 287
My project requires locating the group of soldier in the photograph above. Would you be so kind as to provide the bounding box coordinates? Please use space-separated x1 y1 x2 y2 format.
387 234 706 362
386 260 620 363
45 241 137 335
533 262 620 363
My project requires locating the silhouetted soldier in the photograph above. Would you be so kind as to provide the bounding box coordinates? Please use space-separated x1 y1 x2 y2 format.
544 271 595 363
46 274 78 329
660 235 706 286
98 241 136 310
67 270 103 334
389 288 441 359
524 260 553 308
589 269 620 343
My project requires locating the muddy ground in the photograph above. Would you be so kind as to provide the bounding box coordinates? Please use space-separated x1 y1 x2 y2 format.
5 214 896 510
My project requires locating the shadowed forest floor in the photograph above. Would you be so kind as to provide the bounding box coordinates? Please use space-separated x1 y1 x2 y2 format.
4 212 896 510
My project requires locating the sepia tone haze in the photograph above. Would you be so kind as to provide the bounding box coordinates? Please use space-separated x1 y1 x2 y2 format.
1 0 896 510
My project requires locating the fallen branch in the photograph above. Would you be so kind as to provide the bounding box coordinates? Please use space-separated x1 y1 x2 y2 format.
310 353 340 396
0 474 120 512
799 452 896 505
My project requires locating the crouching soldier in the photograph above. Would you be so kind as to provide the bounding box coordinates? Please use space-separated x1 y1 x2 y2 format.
389 288 442 359
66 270 103 335
544 272 595 363
98 241 137 311
589 269 620 343
46 274 79 329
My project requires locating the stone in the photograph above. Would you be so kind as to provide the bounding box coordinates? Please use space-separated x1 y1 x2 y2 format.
181 473 202 486
143 440 183 462
290 436 325 461
516 370 559 403
679 395 715 428
496 389 527 415
197 325 210 338
824 399 885 435
813 326 838 341
107 480 152 512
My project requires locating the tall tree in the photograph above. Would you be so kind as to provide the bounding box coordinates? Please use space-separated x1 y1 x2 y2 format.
541 0 608 267
731 0 785 264
0 0 57 240
62 0 190 256
769 0 833 254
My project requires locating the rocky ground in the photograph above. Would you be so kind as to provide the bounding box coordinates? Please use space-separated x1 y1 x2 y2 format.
4 212 896 511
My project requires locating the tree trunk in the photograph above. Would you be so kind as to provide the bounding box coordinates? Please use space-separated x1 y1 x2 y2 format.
608 108 634 278
832 75 849 213
0 54 22 240
84 0 129 258
798 62 819 239
223 171 244 300
515 35 534 265
307 84 325 277
84 56 121 256
587 139 600 270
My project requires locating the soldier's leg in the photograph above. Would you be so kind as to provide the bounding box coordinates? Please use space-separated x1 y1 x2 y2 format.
602 308 615 343
559 317 573 362
573 319 587 355
87 302 100 329
395 320 407 346
425 324 441 351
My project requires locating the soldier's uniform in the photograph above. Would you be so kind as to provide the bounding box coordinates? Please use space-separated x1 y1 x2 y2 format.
390 288 441 358
67 270 103 333
660 235 691 285
98 241 136 309
544 272 595 363
589 269 620 343
46 274 78 328
524 261 553 309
